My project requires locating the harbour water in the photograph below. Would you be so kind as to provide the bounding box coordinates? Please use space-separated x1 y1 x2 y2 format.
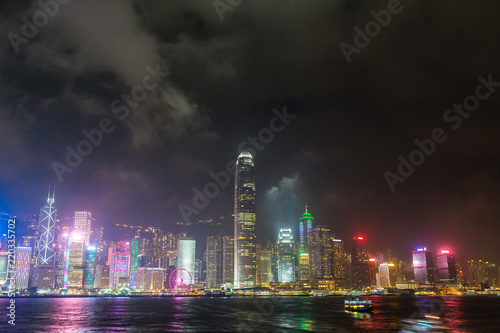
1 295 499 332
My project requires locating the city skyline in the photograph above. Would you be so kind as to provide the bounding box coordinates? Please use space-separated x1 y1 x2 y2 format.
2 2 500 267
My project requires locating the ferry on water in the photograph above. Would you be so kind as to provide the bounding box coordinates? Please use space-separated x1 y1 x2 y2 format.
344 296 373 312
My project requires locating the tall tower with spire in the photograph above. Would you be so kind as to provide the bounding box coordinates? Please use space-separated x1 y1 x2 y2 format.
299 202 315 254
35 186 57 267
234 151 256 288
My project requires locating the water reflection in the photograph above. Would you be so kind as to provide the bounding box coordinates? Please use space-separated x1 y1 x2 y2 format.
0 296 499 332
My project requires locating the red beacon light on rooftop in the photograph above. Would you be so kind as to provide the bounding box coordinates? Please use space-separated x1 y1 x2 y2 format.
441 250 450 254
355 236 364 241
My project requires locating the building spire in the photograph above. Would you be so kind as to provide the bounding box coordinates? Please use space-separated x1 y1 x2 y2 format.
305 201 308 213
47 185 55 205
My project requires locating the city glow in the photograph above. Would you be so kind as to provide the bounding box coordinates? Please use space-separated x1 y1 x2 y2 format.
72 233 83 240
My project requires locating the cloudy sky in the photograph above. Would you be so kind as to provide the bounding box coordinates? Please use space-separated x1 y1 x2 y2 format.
1 0 500 262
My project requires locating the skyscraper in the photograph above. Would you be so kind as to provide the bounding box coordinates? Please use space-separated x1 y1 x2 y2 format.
84 246 96 289
66 233 85 289
11 247 32 290
412 248 434 284
0 252 8 285
278 228 294 283
436 250 457 284
256 249 273 287
108 242 131 289
309 225 333 279
129 240 139 289
222 236 234 286
378 262 396 288
332 238 346 283
34 187 57 267
234 151 256 288
93 264 110 289
32 190 57 290
177 237 196 287
299 204 314 253
135 267 165 290
298 253 310 281
206 236 222 288
74 211 92 247
369 258 377 287
351 236 370 289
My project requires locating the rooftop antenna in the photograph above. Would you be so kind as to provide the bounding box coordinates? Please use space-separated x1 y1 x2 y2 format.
47 185 55 205
305 201 308 213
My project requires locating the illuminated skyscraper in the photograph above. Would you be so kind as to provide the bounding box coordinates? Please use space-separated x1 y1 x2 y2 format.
298 253 310 281
299 204 314 253
436 250 457 284
234 151 256 288
278 228 294 283
94 264 110 289
84 246 96 289
0 252 8 285
309 225 333 279
369 258 377 287
129 240 139 289
332 238 346 282
135 267 165 290
10 247 32 290
351 236 370 289
66 233 85 289
108 242 131 289
206 236 222 288
412 248 434 284
256 249 272 287
378 262 397 288
222 236 234 285
177 238 196 286
74 211 92 247
34 187 57 267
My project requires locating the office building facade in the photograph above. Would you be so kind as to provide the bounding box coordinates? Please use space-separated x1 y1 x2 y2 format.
234 151 256 288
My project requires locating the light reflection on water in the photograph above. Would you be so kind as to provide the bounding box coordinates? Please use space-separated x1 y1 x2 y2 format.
0 295 499 332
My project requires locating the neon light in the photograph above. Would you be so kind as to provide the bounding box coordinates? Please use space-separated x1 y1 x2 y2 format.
64 234 73 289
441 250 450 254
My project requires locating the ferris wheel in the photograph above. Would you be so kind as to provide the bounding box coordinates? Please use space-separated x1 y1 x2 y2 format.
169 268 192 293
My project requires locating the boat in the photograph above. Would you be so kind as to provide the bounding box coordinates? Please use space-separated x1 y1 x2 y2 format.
344 296 373 312
399 315 450 332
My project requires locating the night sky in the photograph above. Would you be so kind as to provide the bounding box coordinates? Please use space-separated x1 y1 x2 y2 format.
1 0 500 262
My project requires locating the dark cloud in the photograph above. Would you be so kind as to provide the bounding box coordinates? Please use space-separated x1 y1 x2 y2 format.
1 0 500 263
